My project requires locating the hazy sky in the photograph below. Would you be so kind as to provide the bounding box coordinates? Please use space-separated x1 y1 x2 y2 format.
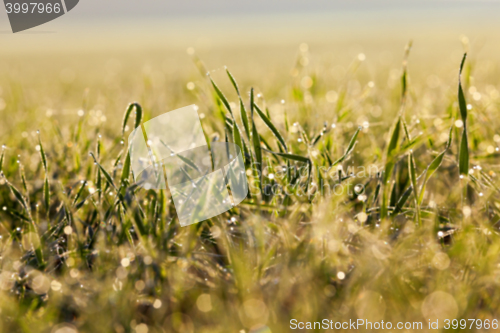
1 0 500 21
64 0 500 19
2 0 500 56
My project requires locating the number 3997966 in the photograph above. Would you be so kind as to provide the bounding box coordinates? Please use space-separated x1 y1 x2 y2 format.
5 2 62 14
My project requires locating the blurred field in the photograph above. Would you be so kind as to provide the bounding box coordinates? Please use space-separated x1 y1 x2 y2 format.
2 5 500 333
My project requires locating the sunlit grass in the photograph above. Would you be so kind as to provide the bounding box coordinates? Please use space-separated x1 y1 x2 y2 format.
1 41 500 332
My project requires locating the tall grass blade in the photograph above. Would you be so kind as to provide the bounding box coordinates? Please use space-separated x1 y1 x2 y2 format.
90 152 117 190
210 77 232 115
240 99 251 140
122 102 143 134
458 53 469 175
332 127 361 166
253 103 288 152
418 125 453 204
408 153 421 225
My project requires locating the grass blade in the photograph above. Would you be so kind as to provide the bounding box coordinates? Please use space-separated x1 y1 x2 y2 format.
252 116 263 190
210 77 232 115
253 103 288 152
332 126 361 166
458 54 468 123
459 130 469 176
0 147 4 174
418 125 453 204
458 53 469 176
90 152 117 191
226 69 240 97
120 150 131 185
122 102 143 135
43 177 50 211
408 153 421 225
240 99 251 140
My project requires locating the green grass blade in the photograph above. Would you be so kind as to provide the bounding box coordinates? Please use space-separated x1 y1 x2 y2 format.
210 77 232 115
332 127 361 166
250 88 255 119
253 103 288 152
459 130 469 176
7 180 28 211
240 99 251 140
458 54 468 123
120 150 131 185
408 153 421 225
263 149 310 164
122 102 143 134
387 117 401 159
90 152 117 190
226 69 240 97
381 117 401 218
72 180 87 206
232 119 244 154
457 53 469 176
0 148 4 174
43 176 50 211
392 185 412 216
252 118 263 190
38 132 47 172
418 125 452 205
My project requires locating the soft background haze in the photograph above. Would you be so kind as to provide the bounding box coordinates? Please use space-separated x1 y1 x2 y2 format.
2 0 500 97
2 2 500 332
